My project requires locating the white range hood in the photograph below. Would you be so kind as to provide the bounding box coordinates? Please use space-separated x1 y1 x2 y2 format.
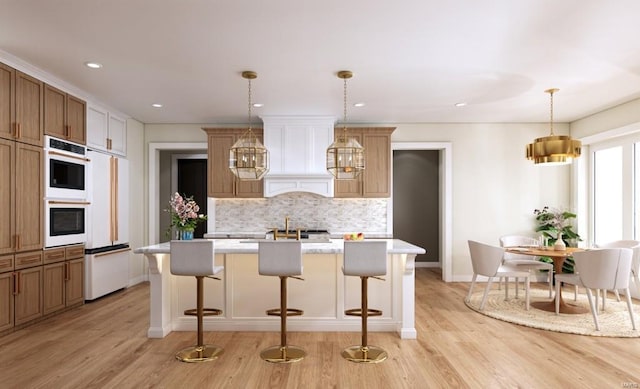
262 115 335 197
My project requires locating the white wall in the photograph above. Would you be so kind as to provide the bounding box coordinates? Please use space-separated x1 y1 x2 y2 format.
392 122 571 277
126 118 145 285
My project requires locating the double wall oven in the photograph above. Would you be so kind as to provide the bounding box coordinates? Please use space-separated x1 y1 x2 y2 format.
44 136 89 248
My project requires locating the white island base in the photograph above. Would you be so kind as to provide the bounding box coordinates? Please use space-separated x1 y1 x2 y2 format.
134 239 425 340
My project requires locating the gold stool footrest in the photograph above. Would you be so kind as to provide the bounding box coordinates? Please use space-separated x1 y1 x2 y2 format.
266 308 303 317
260 345 306 363
341 345 387 364
184 308 223 316
345 308 382 317
176 345 224 363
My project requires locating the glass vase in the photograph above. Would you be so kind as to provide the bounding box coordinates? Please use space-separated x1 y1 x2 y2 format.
179 228 194 240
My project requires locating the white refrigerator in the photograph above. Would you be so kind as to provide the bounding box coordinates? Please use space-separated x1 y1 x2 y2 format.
85 150 130 300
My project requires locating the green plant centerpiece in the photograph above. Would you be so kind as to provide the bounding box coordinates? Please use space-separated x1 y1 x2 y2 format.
533 206 581 273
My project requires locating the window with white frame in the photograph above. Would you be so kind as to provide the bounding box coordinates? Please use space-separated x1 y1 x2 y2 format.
590 134 639 245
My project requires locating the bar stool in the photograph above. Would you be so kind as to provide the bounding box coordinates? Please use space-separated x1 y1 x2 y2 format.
258 240 305 363
342 240 388 363
170 240 224 363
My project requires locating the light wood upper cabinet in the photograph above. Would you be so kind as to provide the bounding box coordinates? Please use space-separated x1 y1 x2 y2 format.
0 63 15 141
14 71 43 147
203 128 264 198
87 105 127 156
44 84 86 145
334 127 395 198
0 65 43 147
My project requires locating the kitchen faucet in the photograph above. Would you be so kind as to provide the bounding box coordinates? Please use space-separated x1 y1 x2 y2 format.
273 216 301 240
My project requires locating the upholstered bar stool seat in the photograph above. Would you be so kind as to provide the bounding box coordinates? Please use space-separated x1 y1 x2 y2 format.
170 240 224 363
342 240 388 363
258 240 305 363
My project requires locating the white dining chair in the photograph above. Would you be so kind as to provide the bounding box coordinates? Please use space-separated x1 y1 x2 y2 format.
555 248 636 331
594 240 640 308
499 235 554 298
466 240 531 311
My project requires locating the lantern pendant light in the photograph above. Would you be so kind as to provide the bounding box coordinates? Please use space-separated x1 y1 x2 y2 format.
526 88 581 165
229 71 269 180
326 70 365 180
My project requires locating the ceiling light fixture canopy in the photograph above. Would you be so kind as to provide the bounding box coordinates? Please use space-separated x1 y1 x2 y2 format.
326 70 365 180
526 88 581 165
229 71 269 180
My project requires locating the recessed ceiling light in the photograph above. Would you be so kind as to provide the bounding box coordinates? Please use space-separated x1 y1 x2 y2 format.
455 102 467 107
353 102 366 107
151 103 163 108
252 103 264 108
84 62 102 69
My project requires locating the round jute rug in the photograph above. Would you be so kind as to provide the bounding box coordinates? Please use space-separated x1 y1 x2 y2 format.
465 287 640 337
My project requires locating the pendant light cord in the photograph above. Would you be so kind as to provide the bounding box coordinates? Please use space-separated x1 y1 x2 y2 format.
247 77 252 132
549 89 555 136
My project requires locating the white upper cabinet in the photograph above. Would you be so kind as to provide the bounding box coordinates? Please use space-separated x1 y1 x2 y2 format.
87 105 127 156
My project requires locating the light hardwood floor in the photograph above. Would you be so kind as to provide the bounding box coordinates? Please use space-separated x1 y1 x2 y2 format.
1 268 639 388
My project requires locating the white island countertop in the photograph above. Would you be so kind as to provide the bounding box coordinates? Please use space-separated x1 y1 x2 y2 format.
134 238 425 340
134 238 425 256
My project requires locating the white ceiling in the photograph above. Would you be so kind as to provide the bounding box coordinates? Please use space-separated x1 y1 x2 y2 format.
2 0 640 125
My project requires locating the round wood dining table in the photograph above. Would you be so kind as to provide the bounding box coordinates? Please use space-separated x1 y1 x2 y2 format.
505 246 588 314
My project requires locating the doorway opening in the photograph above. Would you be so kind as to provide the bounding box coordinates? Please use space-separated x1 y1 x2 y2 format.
170 154 207 238
391 142 452 281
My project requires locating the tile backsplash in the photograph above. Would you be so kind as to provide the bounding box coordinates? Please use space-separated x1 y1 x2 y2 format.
209 192 389 235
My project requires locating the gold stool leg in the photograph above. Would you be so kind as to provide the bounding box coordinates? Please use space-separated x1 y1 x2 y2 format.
175 276 224 363
342 276 388 363
260 276 306 363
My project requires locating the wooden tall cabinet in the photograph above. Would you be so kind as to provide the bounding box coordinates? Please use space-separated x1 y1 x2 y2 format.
15 143 44 252
0 139 43 255
334 127 395 198
43 84 86 144
203 128 264 198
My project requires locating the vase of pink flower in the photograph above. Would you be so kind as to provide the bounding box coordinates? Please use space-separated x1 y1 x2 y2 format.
166 192 207 240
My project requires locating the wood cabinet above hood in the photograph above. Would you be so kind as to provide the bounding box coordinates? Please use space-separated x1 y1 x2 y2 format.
262 115 335 197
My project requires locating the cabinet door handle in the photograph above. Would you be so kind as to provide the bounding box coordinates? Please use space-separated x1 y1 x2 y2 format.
15 235 20 251
65 125 70 139
65 262 70 281
16 123 21 139
13 272 20 295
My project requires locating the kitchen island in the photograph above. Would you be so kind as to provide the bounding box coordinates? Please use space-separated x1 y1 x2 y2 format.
134 239 425 339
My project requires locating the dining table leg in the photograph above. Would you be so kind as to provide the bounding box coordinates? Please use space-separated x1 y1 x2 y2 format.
530 256 589 314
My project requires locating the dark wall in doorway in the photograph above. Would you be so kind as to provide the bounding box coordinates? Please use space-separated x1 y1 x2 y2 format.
177 159 208 238
393 150 439 262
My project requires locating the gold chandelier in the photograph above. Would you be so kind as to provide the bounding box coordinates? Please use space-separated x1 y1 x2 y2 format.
326 70 365 180
229 71 269 180
526 88 581 165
